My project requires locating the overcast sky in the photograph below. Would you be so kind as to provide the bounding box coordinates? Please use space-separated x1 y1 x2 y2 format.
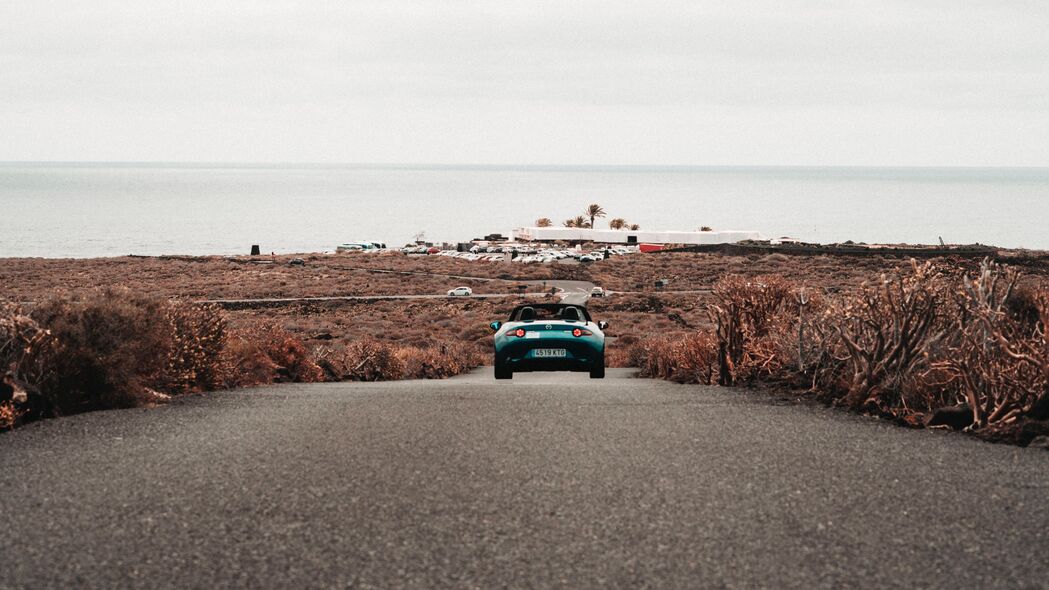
2 1 1048 165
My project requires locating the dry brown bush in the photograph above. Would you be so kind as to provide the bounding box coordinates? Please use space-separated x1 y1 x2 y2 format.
0 402 20 430
161 303 227 393
792 297 852 396
634 338 674 380
709 275 795 385
833 261 946 413
221 336 278 388
0 306 53 387
932 260 1048 427
313 339 484 381
672 332 719 384
322 339 406 381
633 333 719 384
29 289 172 413
398 342 485 379
2 296 235 419
630 258 1049 440
223 323 324 386
605 334 640 368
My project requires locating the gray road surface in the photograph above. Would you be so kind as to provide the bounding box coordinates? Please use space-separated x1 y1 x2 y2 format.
1 370 1046 589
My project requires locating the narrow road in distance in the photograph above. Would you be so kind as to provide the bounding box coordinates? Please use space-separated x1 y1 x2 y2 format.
1 370 1046 588
197 279 595 308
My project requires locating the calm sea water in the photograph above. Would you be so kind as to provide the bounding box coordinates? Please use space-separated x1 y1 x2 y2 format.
2 163 1047 258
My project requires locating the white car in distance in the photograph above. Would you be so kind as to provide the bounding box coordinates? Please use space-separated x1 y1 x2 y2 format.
447 286 473 297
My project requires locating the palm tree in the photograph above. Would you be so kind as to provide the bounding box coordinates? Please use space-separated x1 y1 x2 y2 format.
572 215 591 228
629 223 640 230
563 218 576 227
584 204 606 229
609 218 626 230
535 217 552 227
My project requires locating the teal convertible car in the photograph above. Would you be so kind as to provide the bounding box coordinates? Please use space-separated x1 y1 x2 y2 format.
490 303 607 379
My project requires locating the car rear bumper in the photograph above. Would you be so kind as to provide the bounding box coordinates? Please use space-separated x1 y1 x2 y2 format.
496 338 603 372
504 357 595 372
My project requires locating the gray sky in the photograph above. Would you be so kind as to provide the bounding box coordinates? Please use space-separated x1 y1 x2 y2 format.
2 1 1048 165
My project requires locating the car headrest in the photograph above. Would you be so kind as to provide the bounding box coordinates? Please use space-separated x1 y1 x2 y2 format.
519 307 536 321
562 307 582 321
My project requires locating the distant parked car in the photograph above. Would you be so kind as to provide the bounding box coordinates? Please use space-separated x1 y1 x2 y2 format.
447 286 473 297
590 287 605 297
427 247 441 254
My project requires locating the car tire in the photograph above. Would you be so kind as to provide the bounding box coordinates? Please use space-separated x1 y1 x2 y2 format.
589 359 605 379
494 365 513 380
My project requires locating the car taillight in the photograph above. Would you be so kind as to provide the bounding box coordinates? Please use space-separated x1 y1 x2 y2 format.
514 328 526 337
572 328 592 337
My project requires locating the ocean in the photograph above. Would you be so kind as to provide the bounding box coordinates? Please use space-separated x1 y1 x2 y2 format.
2 162 1047 258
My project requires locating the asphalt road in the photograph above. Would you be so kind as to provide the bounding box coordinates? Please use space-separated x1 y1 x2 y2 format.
1 370 1047 589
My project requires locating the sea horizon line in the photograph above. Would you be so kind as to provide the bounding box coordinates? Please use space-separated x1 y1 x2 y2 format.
2 161 1049 173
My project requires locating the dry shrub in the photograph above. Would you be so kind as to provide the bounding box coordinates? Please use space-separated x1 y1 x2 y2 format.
634 333 719 384
221 335 279 388
458 322 492 343
223 323 324 386
29 289 171 414
398 342 485 379
161 303 227 393
634 338 673 379
833 261 946 413
604 343 636 368
315 339 484 381
932 260 1048 427
2 295 234 418
795 297 852 396
709 275 795 385
330 339 406 381
0 306 53 387
672 332 719 384
604 348 629 368
638 259 1048 435
0 402 20 430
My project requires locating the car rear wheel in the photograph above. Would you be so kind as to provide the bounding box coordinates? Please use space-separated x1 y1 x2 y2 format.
589 359 605 379
494 365 513 380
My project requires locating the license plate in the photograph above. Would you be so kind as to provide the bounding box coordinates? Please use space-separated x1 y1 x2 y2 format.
533 348 566 358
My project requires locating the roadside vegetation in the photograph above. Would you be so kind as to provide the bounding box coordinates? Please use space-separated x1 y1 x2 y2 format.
3 250 1048 446
0 289 492 430
624 260 1049 446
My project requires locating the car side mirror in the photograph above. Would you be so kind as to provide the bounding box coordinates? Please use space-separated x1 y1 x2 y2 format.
490 321 502 331
598 321 609 330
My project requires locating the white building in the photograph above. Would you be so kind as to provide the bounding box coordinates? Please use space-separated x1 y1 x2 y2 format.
511 227 763 245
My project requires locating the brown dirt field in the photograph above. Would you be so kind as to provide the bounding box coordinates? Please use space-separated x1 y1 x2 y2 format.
584 252 1012 292
4 250 1046 370
0 252 550 302
222 296 543 352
